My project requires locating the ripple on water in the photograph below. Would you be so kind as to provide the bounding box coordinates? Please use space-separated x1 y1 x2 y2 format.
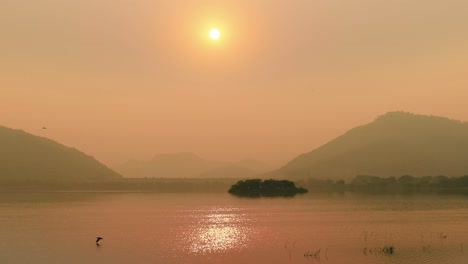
174 206 260 255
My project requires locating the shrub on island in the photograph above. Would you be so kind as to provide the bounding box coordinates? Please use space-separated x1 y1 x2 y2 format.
228 179 308 197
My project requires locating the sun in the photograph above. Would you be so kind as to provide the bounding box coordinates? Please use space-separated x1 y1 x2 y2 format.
209 28 220 40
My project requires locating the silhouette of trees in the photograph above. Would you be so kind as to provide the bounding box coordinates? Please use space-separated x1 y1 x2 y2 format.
298 174 468 194
228 179 308 197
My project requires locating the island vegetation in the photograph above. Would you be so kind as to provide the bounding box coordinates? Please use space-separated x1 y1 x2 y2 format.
228 179 308 197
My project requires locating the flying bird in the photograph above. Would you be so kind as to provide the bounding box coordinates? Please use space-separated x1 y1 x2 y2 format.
42 127 47 130
96 237 103 244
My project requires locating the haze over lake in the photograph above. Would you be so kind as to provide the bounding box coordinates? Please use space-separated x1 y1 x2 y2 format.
2 0 468 167
2 0 468 263
1 192 468 264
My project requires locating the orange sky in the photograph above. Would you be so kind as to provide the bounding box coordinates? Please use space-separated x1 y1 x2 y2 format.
1 0 468 167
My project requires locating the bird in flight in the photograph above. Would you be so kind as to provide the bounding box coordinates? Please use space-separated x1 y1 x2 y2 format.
42 127 47 130
96 237 103 245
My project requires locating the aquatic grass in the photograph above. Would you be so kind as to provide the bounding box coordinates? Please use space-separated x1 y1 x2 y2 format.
422 243 431 253
363 245 395 256
284 240 298 261
304 248 324 261
382 245 395 255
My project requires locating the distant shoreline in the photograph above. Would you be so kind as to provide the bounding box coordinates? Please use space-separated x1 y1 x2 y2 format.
2 175 468 195
0 177 239 193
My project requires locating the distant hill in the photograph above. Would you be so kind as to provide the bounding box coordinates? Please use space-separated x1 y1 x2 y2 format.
199 165 258 178
0 126 121 182
115 153 272 178
233 159 272 174
115 152 225 178
271 112 468 181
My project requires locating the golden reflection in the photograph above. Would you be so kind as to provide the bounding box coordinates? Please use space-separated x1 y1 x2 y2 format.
184 207 252 254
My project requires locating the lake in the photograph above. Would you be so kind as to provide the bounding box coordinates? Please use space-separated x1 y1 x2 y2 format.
1 192 468 264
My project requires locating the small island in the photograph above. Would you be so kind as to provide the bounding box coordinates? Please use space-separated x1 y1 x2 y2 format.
228 179 308 197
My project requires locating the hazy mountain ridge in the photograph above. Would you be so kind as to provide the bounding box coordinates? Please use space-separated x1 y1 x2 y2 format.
115 153 272 178
273 112 468 181
0 126 121 181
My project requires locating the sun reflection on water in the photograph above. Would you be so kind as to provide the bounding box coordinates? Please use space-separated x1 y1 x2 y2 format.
180 207 255 254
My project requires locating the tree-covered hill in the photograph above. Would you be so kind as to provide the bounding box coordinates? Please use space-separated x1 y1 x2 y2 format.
0 126 121 182
271 112 468 181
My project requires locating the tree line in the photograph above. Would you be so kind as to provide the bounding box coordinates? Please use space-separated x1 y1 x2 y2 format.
297 175 468 194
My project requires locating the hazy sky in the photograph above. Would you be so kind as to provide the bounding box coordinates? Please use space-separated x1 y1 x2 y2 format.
1 0 468 166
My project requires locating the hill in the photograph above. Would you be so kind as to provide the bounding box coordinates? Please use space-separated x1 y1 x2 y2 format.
0 126 121 182
199 165 257 178
115 152 225 178
233 159 272 174
273 112 468 181
115 153 272 178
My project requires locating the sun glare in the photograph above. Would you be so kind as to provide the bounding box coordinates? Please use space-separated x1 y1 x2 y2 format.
209 28 220 40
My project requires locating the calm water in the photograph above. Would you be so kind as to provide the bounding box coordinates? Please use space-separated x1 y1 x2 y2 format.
1 192 468 264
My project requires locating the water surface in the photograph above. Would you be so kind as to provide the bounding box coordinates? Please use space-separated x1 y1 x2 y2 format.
1 192 467 264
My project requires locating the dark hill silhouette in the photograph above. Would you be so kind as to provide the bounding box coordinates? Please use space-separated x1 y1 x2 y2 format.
115 153 272 178
272 112 468 181
0 126 121 181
